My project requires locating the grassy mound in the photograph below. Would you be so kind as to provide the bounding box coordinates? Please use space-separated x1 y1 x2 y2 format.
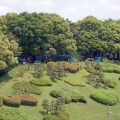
30 77 52 86
90 90 119 106
50 88 87 104
0 107 28 120
13 82 42 95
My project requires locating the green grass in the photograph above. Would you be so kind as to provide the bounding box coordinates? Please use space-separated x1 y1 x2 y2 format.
0 61 120 120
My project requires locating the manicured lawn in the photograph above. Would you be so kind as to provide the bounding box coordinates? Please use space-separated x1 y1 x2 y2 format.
0 61 120 120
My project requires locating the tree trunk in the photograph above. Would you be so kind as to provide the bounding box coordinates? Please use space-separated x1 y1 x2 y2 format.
113 54 115 60
26 52 30 62
117 50 119 60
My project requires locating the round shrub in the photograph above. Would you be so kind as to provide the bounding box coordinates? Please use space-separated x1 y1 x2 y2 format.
90 90 119 106
1 95 21 107
30 77 52 86
78 96 87 103
50 90 63 98
13 82 42 95
0 107 28 120
109 83 115 88
68 66 78 73
0 97 3 107
71 95 78 102
60 111 70 118
57 113 70 120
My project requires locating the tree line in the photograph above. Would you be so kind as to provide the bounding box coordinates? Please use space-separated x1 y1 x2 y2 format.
0 11 120 69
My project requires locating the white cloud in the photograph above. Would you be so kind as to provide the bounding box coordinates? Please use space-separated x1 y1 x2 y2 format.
60 4 95 18
0 5 14 15
24 0 54 7
5 0 19 4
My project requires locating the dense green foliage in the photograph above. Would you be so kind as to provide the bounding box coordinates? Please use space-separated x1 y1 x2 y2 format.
13 82 42 95
50 88 87 104
0 107 28 120
90 90 119 106
30 77 52 86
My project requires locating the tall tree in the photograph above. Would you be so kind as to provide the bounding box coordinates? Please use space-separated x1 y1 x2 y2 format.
76 16 104 59
0 31 18 69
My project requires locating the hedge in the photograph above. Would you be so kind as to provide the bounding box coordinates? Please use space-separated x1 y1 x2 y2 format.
90 90 119 106
30 77 52 86
50 88 87 104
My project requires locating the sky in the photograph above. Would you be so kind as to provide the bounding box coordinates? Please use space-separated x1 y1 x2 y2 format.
0 0 120 23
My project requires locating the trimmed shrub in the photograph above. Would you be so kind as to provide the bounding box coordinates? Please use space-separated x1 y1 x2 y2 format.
50 88 87 104
80 70 90 77
30 77 52 86
57 114 70 120
0 97 3 107
60 111 70 118
104 68 113 73
109 83 115 88
13 82 42 95
1 95 21 107
90 90 119 106
14 95 38 106
103 78 116 88
64 76 86 87
113 68 120 74
0 107 28 120
43 115 59 120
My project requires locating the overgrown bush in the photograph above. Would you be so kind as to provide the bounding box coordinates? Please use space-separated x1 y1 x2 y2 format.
90 90 119 106
13 82 42 95
1 95 21 107
0 107 28 120
30 77 52 86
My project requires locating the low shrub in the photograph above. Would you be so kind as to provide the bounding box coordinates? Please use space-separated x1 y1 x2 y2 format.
119 76 120 80
50 88 87 104
104 68 113 73
109 83 115 88
90 90 119 106
86 69 96 74
43 115 59 120
113 68 120 74
14 95 38 106
0 107 28 120
30 77 52 86
79 70 90 77
1 95 21 107
13 82 42 95
64 76 86 87
0 97 3 107
103 78 116 88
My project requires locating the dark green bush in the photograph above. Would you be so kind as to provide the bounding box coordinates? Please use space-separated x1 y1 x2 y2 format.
78 96 87 103
113 68 120 73
0 107 28 120
119 76 120 80
90 90 119 106
105 68 114 73
30 77 52 86
13 82 42 95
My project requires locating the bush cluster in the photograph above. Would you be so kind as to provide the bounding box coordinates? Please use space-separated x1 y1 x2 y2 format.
13 82 42 95
102 78 116 88
30 77 52 86
43 111 70 120
0 107 28 120
90 90 119 106
1 95 38 107
47 61 79 73
50 88 87 104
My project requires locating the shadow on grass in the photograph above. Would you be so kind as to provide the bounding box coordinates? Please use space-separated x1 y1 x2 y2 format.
0 73 13 84
39 111 47 115
84 81 91 85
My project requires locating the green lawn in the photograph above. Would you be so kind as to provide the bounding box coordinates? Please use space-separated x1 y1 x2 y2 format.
0 61 120 120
